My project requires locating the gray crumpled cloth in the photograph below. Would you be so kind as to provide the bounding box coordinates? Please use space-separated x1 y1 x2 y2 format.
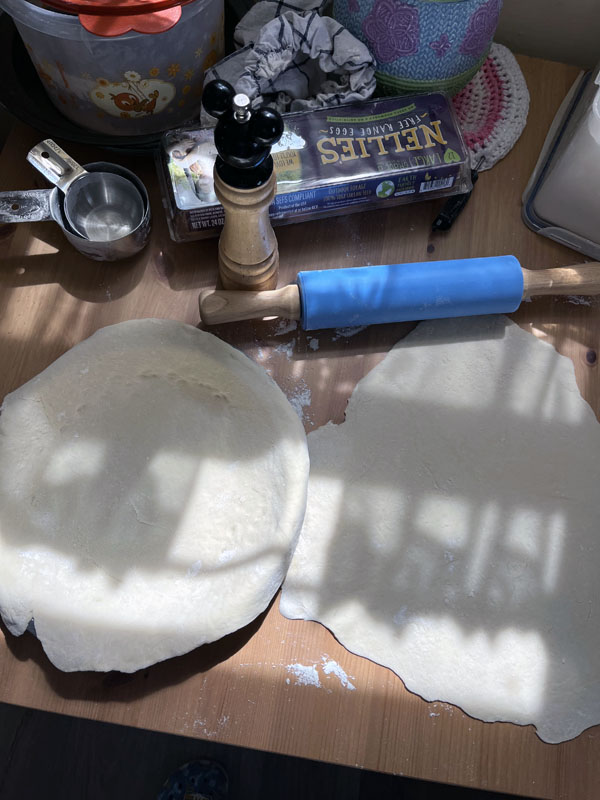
203 0 376 117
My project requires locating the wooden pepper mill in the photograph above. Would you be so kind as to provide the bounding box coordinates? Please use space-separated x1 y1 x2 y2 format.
202 80 284 291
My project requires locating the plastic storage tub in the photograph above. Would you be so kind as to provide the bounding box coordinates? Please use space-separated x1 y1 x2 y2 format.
522 63 600 260
0 0 224 136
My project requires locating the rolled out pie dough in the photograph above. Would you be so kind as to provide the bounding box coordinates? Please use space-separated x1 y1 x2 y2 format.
0 319 309 673
280 316 600 744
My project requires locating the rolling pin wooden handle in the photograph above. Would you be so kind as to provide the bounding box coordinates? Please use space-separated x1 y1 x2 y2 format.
199 284 301 325
522 263 600 297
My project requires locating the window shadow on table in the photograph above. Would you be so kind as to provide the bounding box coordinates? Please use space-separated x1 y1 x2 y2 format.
1 222 147 303
0 313 310 683
279 314 600 746
1 312 599 751
0 298 139 398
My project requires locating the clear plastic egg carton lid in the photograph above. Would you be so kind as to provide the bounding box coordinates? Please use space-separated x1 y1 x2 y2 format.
522 62 600 260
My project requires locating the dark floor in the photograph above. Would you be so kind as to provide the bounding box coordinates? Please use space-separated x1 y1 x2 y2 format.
0 702 532 800
0 110 11 149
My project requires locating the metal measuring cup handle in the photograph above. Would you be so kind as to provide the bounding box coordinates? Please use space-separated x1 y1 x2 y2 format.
27 140 88 194
0 190 54 224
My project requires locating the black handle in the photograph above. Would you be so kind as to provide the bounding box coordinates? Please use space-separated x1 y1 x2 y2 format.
432 162 482 232
202 80 284 190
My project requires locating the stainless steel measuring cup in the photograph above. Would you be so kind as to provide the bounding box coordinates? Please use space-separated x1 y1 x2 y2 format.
27 140 146 243
0 160 151 261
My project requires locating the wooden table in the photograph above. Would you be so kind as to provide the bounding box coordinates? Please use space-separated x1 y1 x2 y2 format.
1 55 598 800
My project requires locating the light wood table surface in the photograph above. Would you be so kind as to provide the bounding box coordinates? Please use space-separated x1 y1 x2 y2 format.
1 55 599 800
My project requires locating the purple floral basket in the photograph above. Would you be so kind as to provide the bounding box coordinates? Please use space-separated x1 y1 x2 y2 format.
334 0 503 95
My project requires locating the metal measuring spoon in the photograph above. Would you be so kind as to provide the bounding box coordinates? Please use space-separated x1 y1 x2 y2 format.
27 140 146 243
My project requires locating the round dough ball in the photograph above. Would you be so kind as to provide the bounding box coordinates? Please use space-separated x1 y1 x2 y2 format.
0 319 309 672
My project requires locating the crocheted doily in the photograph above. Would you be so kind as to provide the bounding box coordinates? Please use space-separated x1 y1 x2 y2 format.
452 43 530 171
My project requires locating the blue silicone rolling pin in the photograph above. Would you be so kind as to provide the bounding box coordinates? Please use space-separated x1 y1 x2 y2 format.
199 257 600 329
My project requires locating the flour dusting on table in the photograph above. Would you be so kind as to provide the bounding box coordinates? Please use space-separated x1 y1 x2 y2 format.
284 657 357 690
286 662 321 687
285 380 312 423
275 341 294 360
274 320 298 336
322 658 356 690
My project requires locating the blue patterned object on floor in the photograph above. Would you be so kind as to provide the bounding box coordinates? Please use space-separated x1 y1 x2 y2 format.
157 760 228 800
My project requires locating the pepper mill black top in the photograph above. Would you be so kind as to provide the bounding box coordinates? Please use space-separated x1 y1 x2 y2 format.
202 80 284 191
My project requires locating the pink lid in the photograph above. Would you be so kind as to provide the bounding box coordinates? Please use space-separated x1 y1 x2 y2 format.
40 0 195 35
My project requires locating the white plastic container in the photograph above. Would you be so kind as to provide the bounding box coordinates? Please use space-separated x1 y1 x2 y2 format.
523 64 600 259
533 79 600 242
0 0 224 136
